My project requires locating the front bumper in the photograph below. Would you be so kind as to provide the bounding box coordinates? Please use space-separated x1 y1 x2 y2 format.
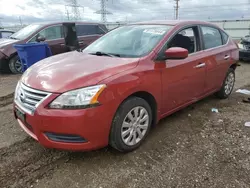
14 93 117 151
239 49 250 60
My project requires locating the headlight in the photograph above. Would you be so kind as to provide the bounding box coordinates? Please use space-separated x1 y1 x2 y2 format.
49 84 106 109
14 81 21 100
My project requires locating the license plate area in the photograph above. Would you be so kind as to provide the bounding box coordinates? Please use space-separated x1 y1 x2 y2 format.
15 107 26 123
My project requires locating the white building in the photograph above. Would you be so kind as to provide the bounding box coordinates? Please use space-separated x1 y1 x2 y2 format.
210 19 250 39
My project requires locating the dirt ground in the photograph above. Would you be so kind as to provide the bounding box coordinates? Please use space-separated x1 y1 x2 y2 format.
0 63 250 188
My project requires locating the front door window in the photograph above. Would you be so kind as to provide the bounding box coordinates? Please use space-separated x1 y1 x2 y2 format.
30 25 63 42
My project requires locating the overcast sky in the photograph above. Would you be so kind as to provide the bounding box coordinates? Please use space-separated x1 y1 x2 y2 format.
0 0 250 26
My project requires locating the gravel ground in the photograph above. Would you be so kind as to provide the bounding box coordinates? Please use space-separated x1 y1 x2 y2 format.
0 63 250 188
0 74 20 98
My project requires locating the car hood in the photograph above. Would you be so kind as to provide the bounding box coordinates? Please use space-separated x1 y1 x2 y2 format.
21 51 139 93
0 38 18 48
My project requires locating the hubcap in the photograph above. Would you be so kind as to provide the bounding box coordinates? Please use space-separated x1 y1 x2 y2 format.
15 59 22 73
121 106 149 146
224 72 235 95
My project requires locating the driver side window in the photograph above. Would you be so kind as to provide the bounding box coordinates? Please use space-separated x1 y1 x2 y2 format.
30 25 63 42
168 27 199 54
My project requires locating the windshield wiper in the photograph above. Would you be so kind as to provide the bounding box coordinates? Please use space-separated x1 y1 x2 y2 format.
89 51 120 57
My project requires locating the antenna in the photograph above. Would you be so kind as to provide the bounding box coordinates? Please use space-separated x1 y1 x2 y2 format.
94 0 113 23
65 0 84 21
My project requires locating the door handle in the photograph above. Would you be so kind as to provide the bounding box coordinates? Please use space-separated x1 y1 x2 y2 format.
194 63 206 69
79 41 85 44
60 43 65 46
224 55 230 60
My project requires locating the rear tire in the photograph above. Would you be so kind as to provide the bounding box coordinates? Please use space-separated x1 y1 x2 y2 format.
9 55 22 74
215 68 235 99
109 97 152 152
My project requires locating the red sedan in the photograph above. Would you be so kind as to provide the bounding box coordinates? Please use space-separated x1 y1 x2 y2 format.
14 20 239 152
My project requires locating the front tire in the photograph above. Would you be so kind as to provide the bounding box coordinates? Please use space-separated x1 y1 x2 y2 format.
109 97 152 152
9 55 22 74
215 68 235 99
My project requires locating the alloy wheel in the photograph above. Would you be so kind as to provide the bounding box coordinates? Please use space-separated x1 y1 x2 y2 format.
15 59 22 73
224 72 235 95
121 106 149 146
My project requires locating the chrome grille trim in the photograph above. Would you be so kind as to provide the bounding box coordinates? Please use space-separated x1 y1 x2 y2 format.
15 83 51 115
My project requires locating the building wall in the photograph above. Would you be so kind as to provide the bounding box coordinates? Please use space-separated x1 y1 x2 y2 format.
210 19 250 39
107 20 250 39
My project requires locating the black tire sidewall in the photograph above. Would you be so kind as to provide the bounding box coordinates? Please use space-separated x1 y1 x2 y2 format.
109 97 152 152
9 55 21 74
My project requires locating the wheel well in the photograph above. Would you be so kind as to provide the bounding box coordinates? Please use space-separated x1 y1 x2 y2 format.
230 63 237 70
128 91 158 126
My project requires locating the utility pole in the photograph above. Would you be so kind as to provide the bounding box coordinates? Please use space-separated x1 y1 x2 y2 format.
65 0 84 21
65 8 70 20
174 0 180 20
0 17 3 28
19 16 23 26
95 0 112 24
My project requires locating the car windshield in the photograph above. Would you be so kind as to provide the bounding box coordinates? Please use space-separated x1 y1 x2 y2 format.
9 24 42 40
83 25 172 58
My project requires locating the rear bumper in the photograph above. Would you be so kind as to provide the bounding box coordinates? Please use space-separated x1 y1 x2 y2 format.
239 50 250 60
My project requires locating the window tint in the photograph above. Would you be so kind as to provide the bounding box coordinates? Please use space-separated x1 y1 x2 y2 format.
37 26 62 40
221 31 229 44
76 25 104 36
1 32 13 38
168 27 198 54
201 26 222 49
97 27 105 34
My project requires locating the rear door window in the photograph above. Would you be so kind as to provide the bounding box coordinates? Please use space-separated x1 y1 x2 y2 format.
76 25 104 36
201 26 223 49
221 31 229 44
39 25 63 40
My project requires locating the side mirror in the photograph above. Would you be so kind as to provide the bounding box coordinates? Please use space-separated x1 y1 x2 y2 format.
165 47 188 60
36 35 46 42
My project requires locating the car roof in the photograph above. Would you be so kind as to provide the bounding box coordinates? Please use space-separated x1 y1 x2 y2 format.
131 20 219 27
0 29 14 32
30 21 105 26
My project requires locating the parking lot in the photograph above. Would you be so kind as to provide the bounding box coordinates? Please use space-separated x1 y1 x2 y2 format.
0 62 249 188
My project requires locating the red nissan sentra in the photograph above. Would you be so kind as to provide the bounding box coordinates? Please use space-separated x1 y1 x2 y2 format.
14 20 239 152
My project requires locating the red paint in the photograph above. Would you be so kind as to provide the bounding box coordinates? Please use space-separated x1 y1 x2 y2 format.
165 47 188 59
14 20 239 151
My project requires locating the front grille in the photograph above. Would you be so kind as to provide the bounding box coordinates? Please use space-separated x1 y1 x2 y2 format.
15 83 51 115
245 45 250 50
